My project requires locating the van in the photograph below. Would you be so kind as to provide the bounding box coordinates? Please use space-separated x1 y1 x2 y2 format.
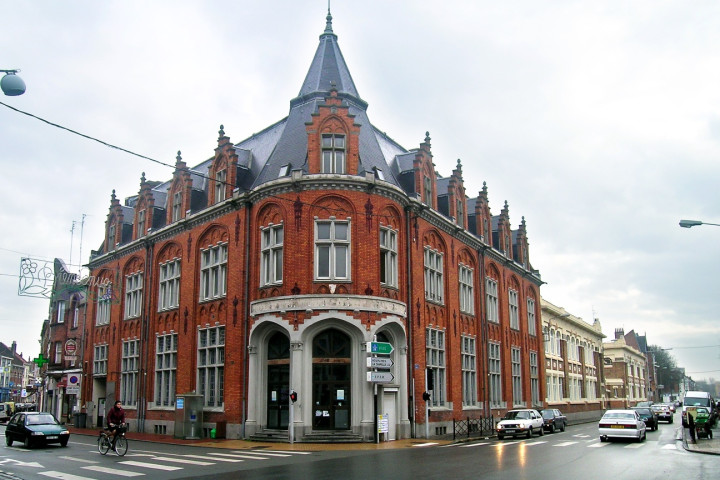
0 402 14 422
682 391 715 426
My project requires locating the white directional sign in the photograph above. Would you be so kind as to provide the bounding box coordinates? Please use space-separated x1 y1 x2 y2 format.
367 357 394 368
367 371 394 383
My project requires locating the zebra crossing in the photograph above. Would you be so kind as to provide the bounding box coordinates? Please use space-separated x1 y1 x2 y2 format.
446 435 680 451
35 449 313 480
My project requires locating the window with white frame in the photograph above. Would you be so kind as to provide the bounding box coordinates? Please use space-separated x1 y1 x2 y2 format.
124 272 143 319
93 344 108 376
315 219 350 280
488 342 502 407
137 209 145 236
461 335 477 407
530 351 540 406
96 283 112 326
155 333 177 407
509 289 519 329
486 277 498 323
511 347 523 406
172 191 183 222
200 243 227 301
456 198 464 229
321 134 346 173
260 224 284 287
379 227 398 288
198 326 225 407
108 224 116 249
424 247 444 303
459 264 474 315
54 341 62 364
72 305 79 328
527 298 536 336
215 169 227 203
586 379 596 400
56 301 65 323
426 328 446 407
555 331 562 357
423 176 432 206
158 259 181 311
120 339 139 406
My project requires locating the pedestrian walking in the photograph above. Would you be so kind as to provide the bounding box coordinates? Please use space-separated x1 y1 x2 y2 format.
688 410 696 443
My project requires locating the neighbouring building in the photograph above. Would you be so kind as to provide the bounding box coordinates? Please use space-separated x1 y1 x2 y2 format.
78 10 544 442
0 341 35 405
541 299 605 422
603 328 648 408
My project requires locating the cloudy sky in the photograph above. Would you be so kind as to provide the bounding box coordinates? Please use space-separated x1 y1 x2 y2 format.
2 1 719 383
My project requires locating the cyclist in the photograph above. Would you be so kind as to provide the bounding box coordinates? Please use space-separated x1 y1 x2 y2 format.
106 401 126 444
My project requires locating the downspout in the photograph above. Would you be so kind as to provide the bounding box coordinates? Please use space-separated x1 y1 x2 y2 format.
138 239 154 433
242 198 252 438
478 245 489 418
404 205 415 438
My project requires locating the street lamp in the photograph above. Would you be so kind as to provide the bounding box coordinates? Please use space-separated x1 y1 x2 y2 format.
679 219 720 228
0 69 25 96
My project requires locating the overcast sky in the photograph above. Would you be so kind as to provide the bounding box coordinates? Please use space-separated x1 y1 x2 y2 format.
2 1 719 384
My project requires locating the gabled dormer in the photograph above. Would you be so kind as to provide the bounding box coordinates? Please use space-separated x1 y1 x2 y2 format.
134 172 158 239
306 88 361 175
492 201 512 258
105 190 123 252
209 125 239 205
413 132 436 209
447 159 467 229
513 216 530 268
473 181 492 242
167 151 193 224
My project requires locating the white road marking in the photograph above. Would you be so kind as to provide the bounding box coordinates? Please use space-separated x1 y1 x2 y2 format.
119 460 183 471
460 442 491 447
208 452 269 460
151 456 214 465
57 456 98 464
624 443 645 449
661 444 677 450
412 442 439 447
257 449 313 455
553 441 578 447
39 472 97 480
493 441 521 446
233 450 291 457
523 441 547 446
588 442 609 448
182 454 243 463
82 465 145 476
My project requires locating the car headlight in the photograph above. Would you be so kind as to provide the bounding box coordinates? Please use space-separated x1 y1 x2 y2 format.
31 431 45 436
60 430 69 435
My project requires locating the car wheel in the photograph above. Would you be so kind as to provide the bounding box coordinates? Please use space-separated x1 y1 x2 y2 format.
669 418 673 424
549 424 555 434
23 436 30 449
497 434 504 440
560 421 566 432
526 429 532 439
60 438 68 447
5 435 12 447
600 436 606 442
538 426 544 436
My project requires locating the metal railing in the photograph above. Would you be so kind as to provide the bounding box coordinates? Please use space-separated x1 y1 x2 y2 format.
453 416 496 440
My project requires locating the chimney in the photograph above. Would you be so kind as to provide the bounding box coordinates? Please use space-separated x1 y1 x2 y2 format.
11 341 16 356
614 328 624 340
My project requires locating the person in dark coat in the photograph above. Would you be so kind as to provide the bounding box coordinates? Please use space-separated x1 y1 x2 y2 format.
106 401 126 443
687 410 696 443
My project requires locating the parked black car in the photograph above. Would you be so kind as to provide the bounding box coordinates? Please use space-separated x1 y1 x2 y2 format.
539 408 567 433
631 407 659 431
5 412 69 448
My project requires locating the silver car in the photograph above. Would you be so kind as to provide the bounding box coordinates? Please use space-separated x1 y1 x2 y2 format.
599 409 647 442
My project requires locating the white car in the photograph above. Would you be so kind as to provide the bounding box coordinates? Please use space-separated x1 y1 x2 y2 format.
599 409 646 442
496 409 544 439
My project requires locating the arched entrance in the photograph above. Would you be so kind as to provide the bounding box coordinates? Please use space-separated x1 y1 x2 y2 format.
266 332 290 429
312 328 351 430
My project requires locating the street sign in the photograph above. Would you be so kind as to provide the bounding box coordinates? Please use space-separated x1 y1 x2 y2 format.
367 371 394 383
367 357 394 368
367 342 393 355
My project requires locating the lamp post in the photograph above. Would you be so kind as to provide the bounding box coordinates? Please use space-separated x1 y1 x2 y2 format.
679 219 720 228
1 69 25 96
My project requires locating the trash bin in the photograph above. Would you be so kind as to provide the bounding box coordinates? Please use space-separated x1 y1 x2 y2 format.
74 413 87 428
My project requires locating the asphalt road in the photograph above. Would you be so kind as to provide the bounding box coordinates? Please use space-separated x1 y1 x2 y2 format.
0 414 715 480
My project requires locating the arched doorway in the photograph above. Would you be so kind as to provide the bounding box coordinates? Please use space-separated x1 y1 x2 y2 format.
266 332 290 429
312 328 351 430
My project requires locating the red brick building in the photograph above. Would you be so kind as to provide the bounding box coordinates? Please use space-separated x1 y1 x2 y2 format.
81 10 544 441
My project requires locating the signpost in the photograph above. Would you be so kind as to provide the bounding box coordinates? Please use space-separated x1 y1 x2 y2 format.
367 371 394 383
366 338 394 444
367 342 394 355
366 357 393 368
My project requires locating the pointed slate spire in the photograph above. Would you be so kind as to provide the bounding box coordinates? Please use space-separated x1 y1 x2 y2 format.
324 6 334 35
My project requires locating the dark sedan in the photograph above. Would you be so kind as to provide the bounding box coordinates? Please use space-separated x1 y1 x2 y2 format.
5 412 69 448
540 408 567 433
631 407 659 431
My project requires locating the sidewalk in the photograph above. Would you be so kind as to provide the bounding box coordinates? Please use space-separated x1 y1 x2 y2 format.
67 426 451 451
682 423 720 456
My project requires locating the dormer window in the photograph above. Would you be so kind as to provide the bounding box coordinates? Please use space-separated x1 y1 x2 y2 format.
456 199 464 229
321 134 345 173
137 209 146 237
278 164 290 177
172 192 183 222
215 169 227 203
109 224 116 250
374 167 385 181
423 176 432 206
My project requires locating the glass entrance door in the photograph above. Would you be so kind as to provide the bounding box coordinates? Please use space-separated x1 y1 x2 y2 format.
312 328 351 430
266 332 290 429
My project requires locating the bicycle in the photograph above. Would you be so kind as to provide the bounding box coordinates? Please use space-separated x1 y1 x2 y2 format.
97 424 128 456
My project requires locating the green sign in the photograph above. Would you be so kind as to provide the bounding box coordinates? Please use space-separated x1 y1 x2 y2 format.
367 342 393 355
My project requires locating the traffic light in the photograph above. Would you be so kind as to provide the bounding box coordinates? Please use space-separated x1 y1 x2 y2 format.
422 391 431 402
290 391 298 403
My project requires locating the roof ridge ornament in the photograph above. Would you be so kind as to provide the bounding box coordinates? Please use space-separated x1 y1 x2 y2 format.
324 4 333 34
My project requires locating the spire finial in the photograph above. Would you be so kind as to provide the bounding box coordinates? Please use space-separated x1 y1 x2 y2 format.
141 172 146 185
425 131 431 143
324 4 333 34
176 150 182 163
111 189 116 201
219 124 225 137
